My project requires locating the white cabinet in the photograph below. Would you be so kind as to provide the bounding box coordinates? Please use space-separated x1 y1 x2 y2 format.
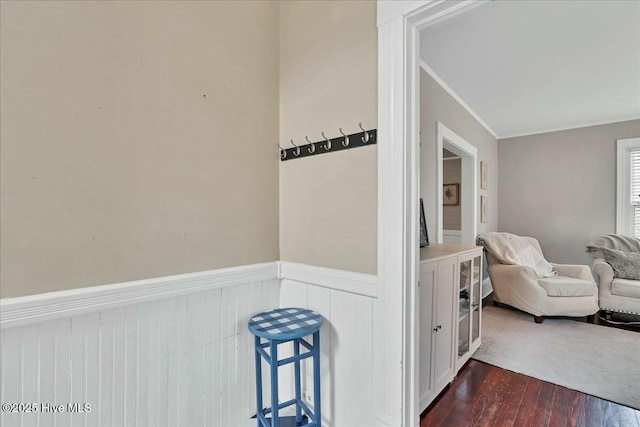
418 256 456 409
418 245 483 411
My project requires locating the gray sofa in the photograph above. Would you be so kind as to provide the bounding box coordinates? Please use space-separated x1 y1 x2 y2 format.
587 235 640 316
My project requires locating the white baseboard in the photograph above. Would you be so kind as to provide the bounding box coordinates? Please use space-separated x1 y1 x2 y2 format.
375 413 401 427
0 262 278 329
278 261 378 298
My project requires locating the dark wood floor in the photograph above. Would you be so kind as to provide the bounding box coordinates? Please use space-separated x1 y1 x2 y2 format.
420 360 640 427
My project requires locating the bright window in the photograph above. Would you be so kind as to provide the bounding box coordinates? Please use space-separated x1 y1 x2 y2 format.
617 137 640 238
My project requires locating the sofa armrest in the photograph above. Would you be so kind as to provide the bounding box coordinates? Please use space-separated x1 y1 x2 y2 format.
551 263 596 284
592 257 614 290
487 264 548 315
489 264 546 298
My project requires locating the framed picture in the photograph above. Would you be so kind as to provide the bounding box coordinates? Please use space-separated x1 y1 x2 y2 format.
420 198 429 247
443 183 459 206
480 161 488 190
481 195 488 223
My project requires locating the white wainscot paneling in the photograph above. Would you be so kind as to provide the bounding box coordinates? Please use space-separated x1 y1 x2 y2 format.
0 264 280 427
0 262 380 427
278 262 378 427
442 230 462 244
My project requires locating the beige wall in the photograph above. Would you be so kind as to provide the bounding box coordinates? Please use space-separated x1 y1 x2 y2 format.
420 70 499 240
0 1 280 298
443 158 462 230
279 1 378 274
498 120 640 266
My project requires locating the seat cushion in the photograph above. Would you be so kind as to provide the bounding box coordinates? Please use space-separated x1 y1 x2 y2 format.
612 278 640 298
538 276 597 297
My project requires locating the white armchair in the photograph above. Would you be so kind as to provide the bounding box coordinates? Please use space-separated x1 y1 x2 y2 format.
587 235 640 317
481 235 599 323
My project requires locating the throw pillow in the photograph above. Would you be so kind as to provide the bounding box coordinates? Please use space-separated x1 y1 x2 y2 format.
600 248 640 280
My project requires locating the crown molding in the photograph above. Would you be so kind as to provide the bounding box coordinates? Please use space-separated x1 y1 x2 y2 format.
499 116 640 140
420 60 499 140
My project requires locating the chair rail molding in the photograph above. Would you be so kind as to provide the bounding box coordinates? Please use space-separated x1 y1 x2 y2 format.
0 262 278 329
278 261 378 298
377 1 489 425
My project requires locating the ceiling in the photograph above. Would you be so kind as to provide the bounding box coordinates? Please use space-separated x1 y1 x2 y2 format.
420 0 640 139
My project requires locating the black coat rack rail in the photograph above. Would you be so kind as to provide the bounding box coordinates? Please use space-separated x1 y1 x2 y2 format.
278 124 377 161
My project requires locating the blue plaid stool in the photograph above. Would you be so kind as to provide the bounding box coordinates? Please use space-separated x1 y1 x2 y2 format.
248 307 323 427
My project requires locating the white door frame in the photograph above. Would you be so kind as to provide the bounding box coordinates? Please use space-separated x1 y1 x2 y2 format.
436 122 478 245
376 1 488 425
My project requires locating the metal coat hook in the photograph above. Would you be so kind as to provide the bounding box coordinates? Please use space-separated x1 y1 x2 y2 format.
359 122 370 143
306 136 316 154
321 132 332 150
339 128 350 147
290 139 301 157
277 143 287 160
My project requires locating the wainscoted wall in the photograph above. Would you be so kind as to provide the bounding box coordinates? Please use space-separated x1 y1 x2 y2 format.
278 262 377 427
0 262 377 427
0 264 280 427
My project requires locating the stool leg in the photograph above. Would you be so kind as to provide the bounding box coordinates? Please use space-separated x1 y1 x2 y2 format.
254 335 263 427
294 339 302 424
270 340 279 427
313 331 321 427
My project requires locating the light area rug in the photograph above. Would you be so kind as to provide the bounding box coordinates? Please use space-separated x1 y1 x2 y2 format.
472 305 640 410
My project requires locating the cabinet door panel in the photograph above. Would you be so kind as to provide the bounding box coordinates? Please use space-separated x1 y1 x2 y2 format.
433 258 456 391
419 262 436 408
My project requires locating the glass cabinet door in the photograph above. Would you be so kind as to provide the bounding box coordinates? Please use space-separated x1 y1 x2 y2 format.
457 259 471 358
471 255 482 345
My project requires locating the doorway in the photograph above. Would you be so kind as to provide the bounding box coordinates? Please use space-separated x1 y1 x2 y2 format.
377 2 487 426
436 122 477 245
